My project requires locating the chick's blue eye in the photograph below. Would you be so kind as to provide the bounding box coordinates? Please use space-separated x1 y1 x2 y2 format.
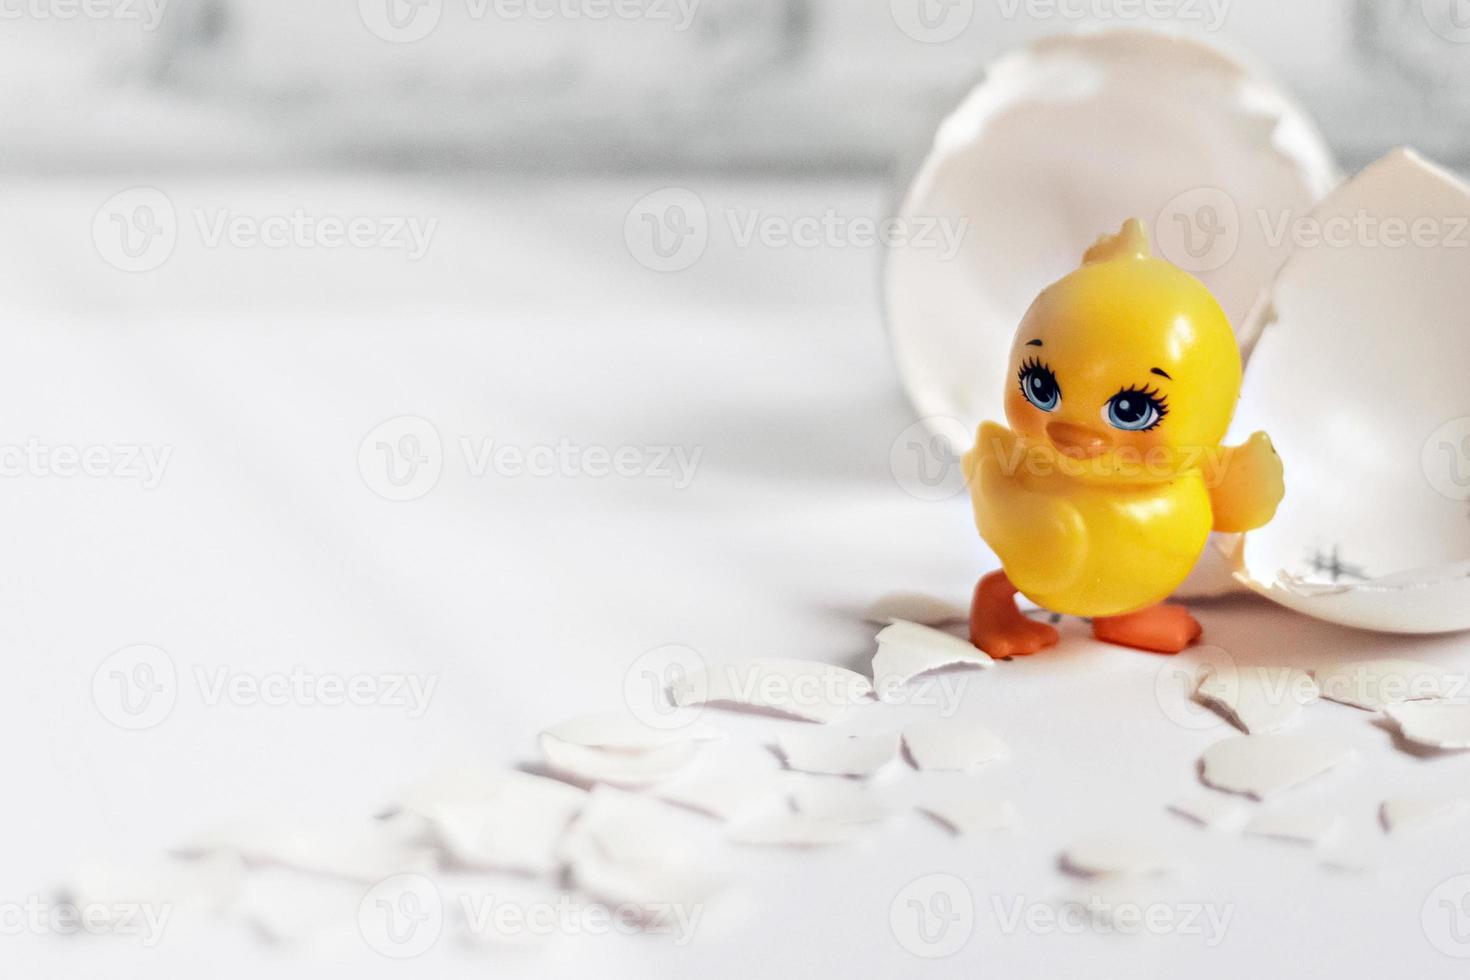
1105 387 1168 431
1018 359 1060 412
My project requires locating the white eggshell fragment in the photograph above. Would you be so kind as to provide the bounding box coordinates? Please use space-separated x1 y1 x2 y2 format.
539 734 702 789
672 658 873 724
1195 664 1319 734
919 797 1020 836
725 813 871 848
788 779 891 824
864 592 967 627
1245 808 1343 847
1200 733 1355 799
1060 837 1175 878
1312 659 1451 711
388 769 586 875
776 730 899 778
1381 796 1469 833
871 621 992 702
1168 793 1247 831
1384 702 1470 750
651 750 787 822
885 28 1336 453
541 710 726 750
902 719 1008 771
1230 148 1470 633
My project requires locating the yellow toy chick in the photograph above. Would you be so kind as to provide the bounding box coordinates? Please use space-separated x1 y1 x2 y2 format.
963 219 1284 657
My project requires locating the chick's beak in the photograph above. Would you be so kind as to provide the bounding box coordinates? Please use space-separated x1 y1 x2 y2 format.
1046 420 1113 459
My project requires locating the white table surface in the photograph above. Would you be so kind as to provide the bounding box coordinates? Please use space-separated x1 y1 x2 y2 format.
5 174 1470 979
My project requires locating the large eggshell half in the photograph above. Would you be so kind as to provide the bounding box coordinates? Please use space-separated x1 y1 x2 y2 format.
884 29 1337 448
1229 148 1470 634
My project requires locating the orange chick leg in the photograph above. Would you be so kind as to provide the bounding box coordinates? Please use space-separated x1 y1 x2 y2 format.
1092 604 1202 654
969 571 1060 657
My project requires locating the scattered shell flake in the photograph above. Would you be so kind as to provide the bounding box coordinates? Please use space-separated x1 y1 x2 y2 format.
918 797 1020 836
1312 659 1449 711
1384 702 1470 750
902 719 1008 771
539 733 702 788
1200 734 1355 800
871 621 992 702
1380 796 1470 833
1195 664 1319 734
1245 808 1343 847
776 730 900 778
672 658 873 724
788 778 891 824
1168 793 1248 830
1060 837 1175 878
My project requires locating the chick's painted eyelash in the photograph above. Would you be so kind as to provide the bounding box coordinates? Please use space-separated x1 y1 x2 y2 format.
1017 356 1055 384
1110 384 1170 428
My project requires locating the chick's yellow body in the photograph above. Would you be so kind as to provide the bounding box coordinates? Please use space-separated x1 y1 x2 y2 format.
969 423 1212 617
964 220 1283 621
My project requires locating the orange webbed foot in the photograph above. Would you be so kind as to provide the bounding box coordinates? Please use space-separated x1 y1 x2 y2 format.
1092 604 1202 654
970 571 1060 658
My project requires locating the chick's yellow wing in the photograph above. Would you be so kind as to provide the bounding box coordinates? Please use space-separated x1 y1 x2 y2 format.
1208 432 1285 533
965 423 1087 598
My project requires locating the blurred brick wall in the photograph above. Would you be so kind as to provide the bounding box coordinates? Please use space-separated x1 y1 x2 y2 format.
1 0 1466 173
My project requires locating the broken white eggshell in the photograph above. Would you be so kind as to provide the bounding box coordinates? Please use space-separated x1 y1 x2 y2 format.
918 797 1020 836
539 734 703 789
1384 701 1470 750
540 709 726 751
1167 793 1247 831
871 620 991 702
672 658 873 725
1229 148 1470 633
1380 796 1469 833
1312 659 1451 711
725 812 872 848
1245 807 1343 847
1060 837 1176 878
788 778 891 824
902 719 1008 771
1200 733 1355 800
886 28 1337 452
776 730 900 778
1195 664 1319 734
388 769 586 875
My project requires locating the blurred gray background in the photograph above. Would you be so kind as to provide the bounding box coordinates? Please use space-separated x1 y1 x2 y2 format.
3 0 1467 176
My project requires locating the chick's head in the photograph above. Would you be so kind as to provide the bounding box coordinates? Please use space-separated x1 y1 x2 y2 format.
1003 220 1241 475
